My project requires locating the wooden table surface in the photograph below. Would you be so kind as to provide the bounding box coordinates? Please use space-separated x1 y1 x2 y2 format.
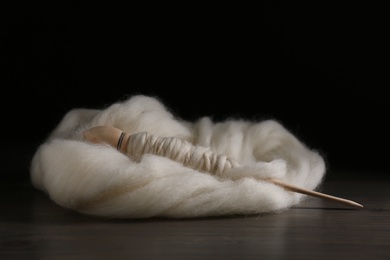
0 179 389 260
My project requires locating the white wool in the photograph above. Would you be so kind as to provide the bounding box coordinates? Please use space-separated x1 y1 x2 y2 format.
30 95 326 218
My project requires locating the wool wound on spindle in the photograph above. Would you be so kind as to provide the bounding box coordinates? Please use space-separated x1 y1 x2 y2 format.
30 95 326 218
127 132 239 175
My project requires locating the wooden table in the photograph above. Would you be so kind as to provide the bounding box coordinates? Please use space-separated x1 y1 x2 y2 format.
0 179 389 259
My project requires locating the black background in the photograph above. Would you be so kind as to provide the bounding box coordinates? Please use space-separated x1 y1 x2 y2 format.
2 2 389 181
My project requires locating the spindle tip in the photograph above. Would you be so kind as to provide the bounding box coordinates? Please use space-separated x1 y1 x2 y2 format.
83 125 123 148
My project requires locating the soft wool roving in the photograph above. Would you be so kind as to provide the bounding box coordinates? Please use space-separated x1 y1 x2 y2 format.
30 95 326 219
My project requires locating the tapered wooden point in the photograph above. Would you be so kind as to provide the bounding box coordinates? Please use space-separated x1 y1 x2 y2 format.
270 179 364 208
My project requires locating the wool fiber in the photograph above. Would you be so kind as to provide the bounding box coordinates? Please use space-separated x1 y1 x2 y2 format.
30 95 326 218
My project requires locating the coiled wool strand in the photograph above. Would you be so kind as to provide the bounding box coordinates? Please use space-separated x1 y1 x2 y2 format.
127 132 239 176
30 95 326 219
